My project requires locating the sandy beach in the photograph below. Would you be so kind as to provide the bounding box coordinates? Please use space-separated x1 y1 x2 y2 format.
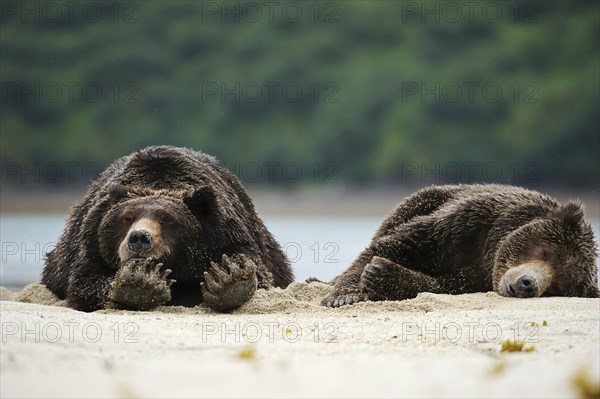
1 282 599 398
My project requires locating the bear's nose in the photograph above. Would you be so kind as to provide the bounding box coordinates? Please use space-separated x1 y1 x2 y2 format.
128 229 152 253
513 275 538 298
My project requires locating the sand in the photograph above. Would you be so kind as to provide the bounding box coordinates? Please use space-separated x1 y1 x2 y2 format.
1 282 599 398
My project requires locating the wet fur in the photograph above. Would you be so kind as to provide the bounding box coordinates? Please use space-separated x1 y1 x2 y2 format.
42 146 294 311
324 184 599 307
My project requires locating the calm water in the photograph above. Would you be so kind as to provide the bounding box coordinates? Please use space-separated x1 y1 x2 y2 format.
1 214 599 290
0 214 380 290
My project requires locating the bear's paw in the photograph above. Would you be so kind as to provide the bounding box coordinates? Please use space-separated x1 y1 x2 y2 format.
108 257 174 310
201 254 258 312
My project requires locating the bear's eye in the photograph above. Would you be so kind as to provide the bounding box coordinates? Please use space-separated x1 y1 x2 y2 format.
538 247 552 261
158 216 172 225
121 215 134 224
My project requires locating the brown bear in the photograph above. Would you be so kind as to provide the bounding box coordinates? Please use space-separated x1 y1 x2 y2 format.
323 184 599 307
42 146 294 312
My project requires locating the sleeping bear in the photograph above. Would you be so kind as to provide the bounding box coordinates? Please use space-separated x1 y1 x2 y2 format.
42 146 294 312
323 184 599 307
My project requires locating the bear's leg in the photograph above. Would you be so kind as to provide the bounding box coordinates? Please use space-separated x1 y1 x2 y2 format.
108 257 174 311
201 254 258 311
321 245 379 307
67 263 115 312
360 256 442 301
323 227 435 307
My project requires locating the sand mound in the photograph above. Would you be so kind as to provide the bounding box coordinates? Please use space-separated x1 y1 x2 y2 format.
0 281 334 314
334 291 512 313
0 281 593 318
12 283 69 307
0 286 16 301
235 282 332 313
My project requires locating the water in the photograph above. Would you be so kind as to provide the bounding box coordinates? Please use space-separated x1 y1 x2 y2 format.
1 214 599 290
0 214 380 290
266 217 380 282
1 214 67 290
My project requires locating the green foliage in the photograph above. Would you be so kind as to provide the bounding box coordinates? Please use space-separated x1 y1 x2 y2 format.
1 1 598 189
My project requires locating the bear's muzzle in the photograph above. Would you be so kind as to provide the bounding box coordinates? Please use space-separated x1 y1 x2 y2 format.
118 218 170 262
500 261 553 298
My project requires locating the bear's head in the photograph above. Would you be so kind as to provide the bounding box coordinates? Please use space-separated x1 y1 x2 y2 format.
96 184 219 279
493 200 599 298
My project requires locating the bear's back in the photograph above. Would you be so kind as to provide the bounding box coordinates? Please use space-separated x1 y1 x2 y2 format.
377 184 559 238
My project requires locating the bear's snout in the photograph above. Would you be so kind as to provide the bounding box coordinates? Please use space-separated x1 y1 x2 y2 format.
128 229 153 254
499 261 553 298
505 274 538 298
118 217 169 262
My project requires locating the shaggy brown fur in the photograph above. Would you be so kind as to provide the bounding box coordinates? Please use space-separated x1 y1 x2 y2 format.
323 184 599 307
43 146 294 312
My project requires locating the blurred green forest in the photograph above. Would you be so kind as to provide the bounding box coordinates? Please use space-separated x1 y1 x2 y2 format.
1 1 599 190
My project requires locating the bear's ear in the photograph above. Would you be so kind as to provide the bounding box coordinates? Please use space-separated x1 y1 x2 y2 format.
184 187 217 217
550 200 584 230
108 183 129 204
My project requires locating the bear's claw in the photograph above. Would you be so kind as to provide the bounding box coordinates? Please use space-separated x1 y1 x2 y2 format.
201 254 258 312
359 261 384 297
323 293 363 308
108 257 174 310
